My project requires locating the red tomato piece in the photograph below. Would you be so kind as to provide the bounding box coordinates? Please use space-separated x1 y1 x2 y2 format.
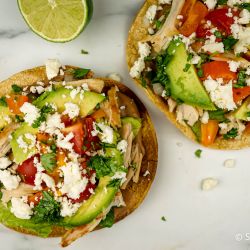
16 156 38 185
63 122 84 154
6 95 29 115
201 61 237 81
207 8 238 35
233 87 250 103
28 192 43 206
61 115 72 127
196 23 211 38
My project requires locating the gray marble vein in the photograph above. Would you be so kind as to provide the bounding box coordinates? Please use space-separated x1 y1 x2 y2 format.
0 29 29 39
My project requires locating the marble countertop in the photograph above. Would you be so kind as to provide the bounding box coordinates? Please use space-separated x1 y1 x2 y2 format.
1 1 250 250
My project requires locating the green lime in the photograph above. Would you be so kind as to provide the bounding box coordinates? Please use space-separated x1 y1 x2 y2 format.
17 0 93 42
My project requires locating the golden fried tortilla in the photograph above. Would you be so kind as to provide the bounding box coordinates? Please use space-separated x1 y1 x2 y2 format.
0 66 158 238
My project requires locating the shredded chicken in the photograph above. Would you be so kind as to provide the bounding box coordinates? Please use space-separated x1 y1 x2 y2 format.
61 192 125 247
54 79 105 93
176 104 199 126
145 0 185 52
1 183 36 203
0 123 19 157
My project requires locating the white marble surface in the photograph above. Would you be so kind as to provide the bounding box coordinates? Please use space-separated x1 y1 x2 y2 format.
0 1 250 250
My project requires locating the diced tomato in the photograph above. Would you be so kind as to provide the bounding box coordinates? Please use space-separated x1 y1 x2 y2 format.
196 23 211 38
201 120 219 146
6 94 29 115
233 87 250 103
16 156 38 185
244 122 250 134
70 182 96 203
61 115 72 127
36 133 50 142
207 8 239 35
28 192 43 206
201 61 237 81
179 1 208 37
63 122 84 154
180 0 197 23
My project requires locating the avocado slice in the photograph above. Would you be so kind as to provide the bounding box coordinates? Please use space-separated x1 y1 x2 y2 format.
121 117 142 137
166 41 216 110
0 202 52 237
62 176 117 227
10 123 38 164
33 87 105 117
234 96 250 120
105 148 123 166
0 106 14 130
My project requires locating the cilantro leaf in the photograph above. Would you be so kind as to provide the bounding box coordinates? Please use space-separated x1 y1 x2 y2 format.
191 121 201 142
238 3 250 12
0 97 7 107
81 49 89 55
73 68 90 79
217 0 227 5
32 191 61 223
41 153 56 173
161 216 167 221
195 149 202 158
99 208 114 228
11 84 22 93
223 128 238 139
234 70 247 88
32 104 54 128
155 20 163 30
88 155 126 179
223 36 238 51
107 179 121 188
208 110 227 122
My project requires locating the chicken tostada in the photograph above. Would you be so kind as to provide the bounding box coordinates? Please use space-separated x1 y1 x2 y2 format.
127 0 250 149
0 60 157 247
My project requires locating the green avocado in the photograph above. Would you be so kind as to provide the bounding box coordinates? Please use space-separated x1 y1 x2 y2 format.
0 106 13 130
0 202 52 237
166 41 216 110
234 96 250 120
33 87 105 117
10 123 38 164
105 148 123 166
62 176 117 227
121 117 142 137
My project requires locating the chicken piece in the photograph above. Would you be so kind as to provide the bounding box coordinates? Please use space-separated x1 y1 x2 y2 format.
176 104 199 126
0 123 19 157
145 0 185 53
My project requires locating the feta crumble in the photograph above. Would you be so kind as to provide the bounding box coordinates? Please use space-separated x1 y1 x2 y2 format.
201 177 219 191
93 123 114 144
0 157 12 169
204 0 217 10
158 0 172 4
0 170 20 190
223 159 236 168
117 140 128 153
228 61 240 72
145 5 157 24
45 59 61 80
63 103 80 119
60 197 80 217
20 102 40 126
11 197 33 219
201 111 209 124
238 9 250 25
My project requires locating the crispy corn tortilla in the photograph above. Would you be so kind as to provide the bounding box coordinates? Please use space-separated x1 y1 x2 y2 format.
127 0 250 150
0 66 158 237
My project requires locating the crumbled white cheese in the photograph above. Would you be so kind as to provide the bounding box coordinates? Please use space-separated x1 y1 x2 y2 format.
70 87 81 99
45 59 61 80
90 173 96 185
204 77 236 110
63 103 80 119
60 197 80 217
176 104 199 126
111 171 127 185
204 0 217 10
201 111 209 124
4 115 12 124
130 42 151 78
107 73 122 82
143 170 150 177
227 0 244 7
20 102 40 126
117 140 128 153
41 113 65 135
11 197 33 219
223 159 236 168
60 162 88 199
0 170 20 190
234 27 250 54
93 123 114 144
145 5 157 24
0 157 12 169
238 9 250 25
202 41 224 53
158 0 172 4
201 177 219 191
148 27 155 35
190 55 201 65
41 173 56 191
30 85 45 94
228 61 240 72
56 132 74 152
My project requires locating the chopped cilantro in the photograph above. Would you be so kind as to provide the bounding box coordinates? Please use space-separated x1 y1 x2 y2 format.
88 155 126 179
155 20 163 30
100 142 116 149
223 36 238 51
81 49 89 55
187 53 193 62
214 31 223 39
191 121 201 142
238 3 250 11
140 76 147 88
161 216 167 221
50 144 57 153
0 97 7 107
223 128 238 139
32 104 54 128
32 191 61 223
15 115 24 123
217 0 227 5
183 63 191 72
234 70 247 88
195 149 202 158
108 179 121 188
73 68 90 79
197 68 204 78
99 208 115 228
41 153 56 173
11 84 22 93
208 110 227 122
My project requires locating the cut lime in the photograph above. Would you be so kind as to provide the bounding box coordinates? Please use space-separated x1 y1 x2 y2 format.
17 0 93 42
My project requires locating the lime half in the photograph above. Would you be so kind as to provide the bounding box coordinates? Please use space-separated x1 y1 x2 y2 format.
17 0 93 42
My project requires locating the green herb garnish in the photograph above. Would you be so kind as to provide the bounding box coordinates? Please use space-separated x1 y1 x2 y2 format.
11 84 22 93
0 97 7 107
234 70 247 88
217 0 227 5
161 216 167 221
140 76 147 88
41 153 57 173
208 110 227 122
223 36 238 51
195 149 202 158
223 128 238 139
32 104 54 128
15 115 24 123
81 49 89 55
238 3 250 11
214 31 223 39
32 191 61 223
155 20 163 30
197 69 204 78
73 68 90 79
108 179 121 188
99 208 115 228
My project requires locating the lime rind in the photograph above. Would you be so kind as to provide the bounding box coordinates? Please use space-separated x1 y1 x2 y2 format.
17 0 93 43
